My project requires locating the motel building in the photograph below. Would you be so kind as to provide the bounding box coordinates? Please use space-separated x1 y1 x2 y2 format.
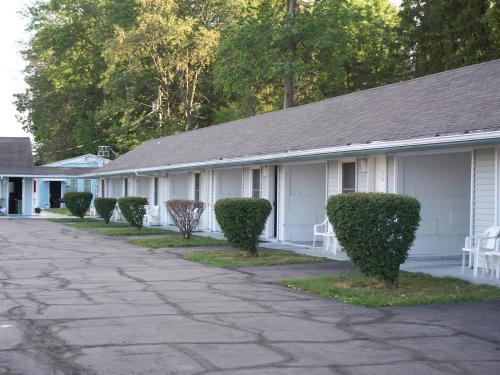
83 60 500 260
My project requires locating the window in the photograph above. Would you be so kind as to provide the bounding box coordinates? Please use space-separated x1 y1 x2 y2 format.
83 179 92 192
342 162 356 193
153 177 159 206
69 179 78 192
124 178 128 196
252 169 261 198
194 173 201 202
101 180 105 197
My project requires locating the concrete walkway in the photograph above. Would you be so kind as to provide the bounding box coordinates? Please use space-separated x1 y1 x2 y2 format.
0 220 499 374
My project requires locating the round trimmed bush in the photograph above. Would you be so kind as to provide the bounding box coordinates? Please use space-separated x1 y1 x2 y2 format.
94 198 117 224
214 198 272 256
63 192 93 219
327 193 420 288
118 196 146 229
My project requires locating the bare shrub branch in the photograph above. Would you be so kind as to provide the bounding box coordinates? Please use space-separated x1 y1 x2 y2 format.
166 199 205 239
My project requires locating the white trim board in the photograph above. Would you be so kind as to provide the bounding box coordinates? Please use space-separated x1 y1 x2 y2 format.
86 130 500 177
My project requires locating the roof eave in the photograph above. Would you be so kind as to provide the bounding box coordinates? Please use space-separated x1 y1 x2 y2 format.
83 129 500 177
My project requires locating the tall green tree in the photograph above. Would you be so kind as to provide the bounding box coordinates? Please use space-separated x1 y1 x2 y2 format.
214 0 400 118
104 0 219 133
15 0 137 163
399 0 500 77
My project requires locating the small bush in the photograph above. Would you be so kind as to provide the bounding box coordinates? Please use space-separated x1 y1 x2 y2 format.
94 198 117 224
63 192 93 219
214 198 272 256
327 193 420 288
118 196 146 229
166 199 205 239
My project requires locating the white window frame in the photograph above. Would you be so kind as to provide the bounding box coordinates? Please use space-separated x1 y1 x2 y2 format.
338 159 357 194
251 167 261 198
193 172 201 202
69 179 78 192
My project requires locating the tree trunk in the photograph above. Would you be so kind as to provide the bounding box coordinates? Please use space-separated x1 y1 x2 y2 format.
186 114 194 131
283 0 297 109
384 273 399 289
249 247 259 257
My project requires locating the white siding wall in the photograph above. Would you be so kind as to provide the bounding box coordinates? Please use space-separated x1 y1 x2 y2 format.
242 168 251 197
111 178 122 199
277 165 285 241
136 177 152 200
473 148 496 237
212 168 243 231
170 173 189 200
327 160 339 196
387 155 395 193
356 158 368 192
199 170 211 230
261 166 274 238
157 176 168 225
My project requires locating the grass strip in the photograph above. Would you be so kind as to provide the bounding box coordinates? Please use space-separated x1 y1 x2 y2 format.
97 227 175 236
184 249 330 268
48 218 100 223
129 236 228 248
280 272 500 307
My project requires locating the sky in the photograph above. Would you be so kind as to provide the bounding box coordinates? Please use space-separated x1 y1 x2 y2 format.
0 0 402 139
0 1 33 138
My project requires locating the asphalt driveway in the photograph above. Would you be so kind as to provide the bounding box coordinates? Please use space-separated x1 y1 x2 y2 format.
0 219 499 374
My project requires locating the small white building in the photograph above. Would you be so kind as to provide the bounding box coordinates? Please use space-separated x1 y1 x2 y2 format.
87 60 500 259
0 138 100 216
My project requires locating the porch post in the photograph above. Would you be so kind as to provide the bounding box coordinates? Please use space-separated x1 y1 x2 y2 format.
496 147 500 225
376 155 387 192
277 165 286 242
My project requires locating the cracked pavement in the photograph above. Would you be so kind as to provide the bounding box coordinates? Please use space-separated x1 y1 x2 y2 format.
1 219 500 374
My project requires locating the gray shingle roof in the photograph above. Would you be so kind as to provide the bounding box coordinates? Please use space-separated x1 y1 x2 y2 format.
0 137 33 170
95 59 500 175
0 138 96 176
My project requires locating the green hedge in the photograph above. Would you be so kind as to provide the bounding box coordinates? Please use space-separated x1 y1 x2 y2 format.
118 196 146 229
214 198 272 256
94 198 117 224
327 193 420 288
63 192 93 219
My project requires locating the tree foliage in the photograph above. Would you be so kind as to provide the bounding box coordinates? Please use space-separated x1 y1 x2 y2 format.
327 193 421 288
63 192 93 219
399 0 500 77
16 0 500 161
94 197 117 224
214 198 272 256
118 196 146 229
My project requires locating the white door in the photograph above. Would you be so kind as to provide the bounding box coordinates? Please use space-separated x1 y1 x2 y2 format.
171 173 188 199
285 163 326 242
399 153 471 257
214 168 242 231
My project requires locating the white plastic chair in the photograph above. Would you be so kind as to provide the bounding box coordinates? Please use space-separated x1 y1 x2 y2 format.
111 206 122 222
313 218 339 254
484 247 500 279
144 205 161 226
89 205 97 217
463 226 500 276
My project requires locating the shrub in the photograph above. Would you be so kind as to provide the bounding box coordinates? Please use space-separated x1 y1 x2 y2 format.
94 198 117 224
166 200 205 239
118 196 146 229
327 193 420 288
63 192 93 219
214 198 272 256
